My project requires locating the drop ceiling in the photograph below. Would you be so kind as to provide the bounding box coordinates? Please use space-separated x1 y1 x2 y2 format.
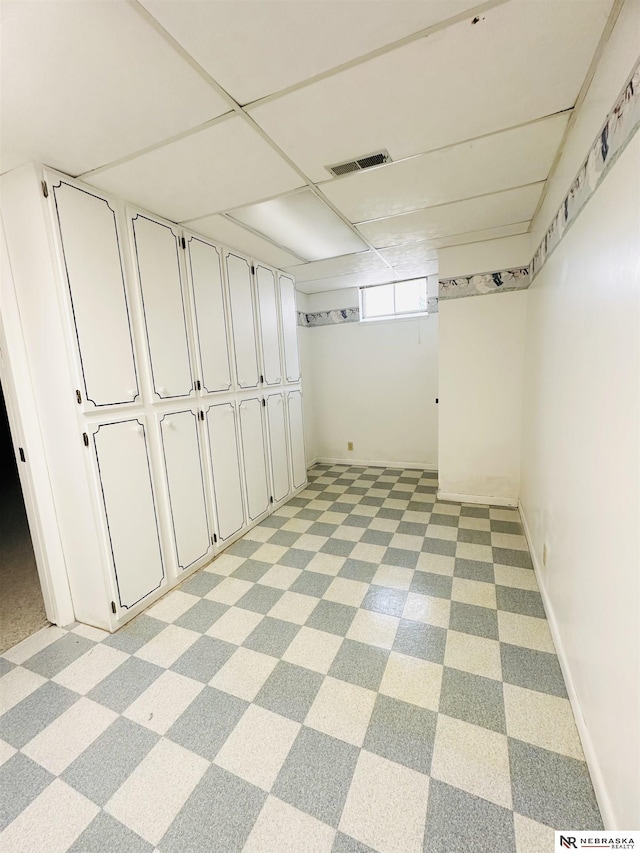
0 0 616 294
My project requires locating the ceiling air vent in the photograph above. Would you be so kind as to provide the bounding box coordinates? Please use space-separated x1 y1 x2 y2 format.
326 150 391 177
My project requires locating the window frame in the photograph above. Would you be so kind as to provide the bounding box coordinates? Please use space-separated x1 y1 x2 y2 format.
358 277 429 324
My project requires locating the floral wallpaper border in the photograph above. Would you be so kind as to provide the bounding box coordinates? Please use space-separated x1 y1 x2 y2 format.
439 267 530 300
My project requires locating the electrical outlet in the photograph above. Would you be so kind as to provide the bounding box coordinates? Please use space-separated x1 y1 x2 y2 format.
543 543 548 566
347 441 353 451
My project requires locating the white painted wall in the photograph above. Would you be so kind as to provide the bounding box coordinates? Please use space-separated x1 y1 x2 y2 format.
438 290 527 503
521 128 639 829
438 233 531 278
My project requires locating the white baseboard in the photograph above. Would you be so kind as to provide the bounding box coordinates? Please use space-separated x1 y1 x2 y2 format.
313 456 438 471
518 502 616 830
305 457 319 469
437 490 518 507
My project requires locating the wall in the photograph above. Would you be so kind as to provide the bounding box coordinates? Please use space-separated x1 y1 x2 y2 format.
438 233 530 278
438 290 527 503
296 291 318 465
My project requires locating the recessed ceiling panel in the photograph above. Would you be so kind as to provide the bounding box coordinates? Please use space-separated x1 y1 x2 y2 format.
378 243 440 269
183 214 302 269
229 190 367 261
321 112 570 222
85 117 304 222
357 184 543 248
285 251 389 283
139 0 481 104
419 221 531 251
0 0 229 176
249 0 611 181
297 268 398 295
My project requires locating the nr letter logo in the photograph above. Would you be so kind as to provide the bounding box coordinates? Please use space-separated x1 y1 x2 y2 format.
560 838 578 850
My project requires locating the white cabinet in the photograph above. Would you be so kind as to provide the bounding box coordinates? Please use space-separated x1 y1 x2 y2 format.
266 392 290 503
279 274 301 383
186 236 232 394
91 418 165 610
238 396 270 521
51 179 139 408
287 389 306 489
255 265 282 386
205 402 246 542
226 252 260 390
131 213 193 399
159 410 212 573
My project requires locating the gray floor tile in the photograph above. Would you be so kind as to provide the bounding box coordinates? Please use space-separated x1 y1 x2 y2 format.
424 779 515 853
454 559 495 584
449 601 499 640
332 832 377 853
63 717 158 806
87 657 164 713
268 530 301 547
338 560 379 584
177 571 223 597
364 693 436 774
22 633 95 678
398 521 427 537
342 514 371 528
501 643 567 697
290 571 335 598
496 585 545 618
321 538 356 557
69 812 154 853
0 753 54 830
296 509 323 521
226 539 262 557
460 506 490 518
361 529 393 547
493 547 533 569
393 619 447 664
243 617 300 657
429 513 459 528
159 764 266 853
362 586 408 617
308 522 339 538
422 538 456 557
273 727 359 827
0 658 15 677
457 528 492 546
102 614 166 654
232 559 273 583
358 496 385 508
167 686 248 761
236 584 285 614
389 490 412 501
490 520 523 535
509 738 603 829
439 667 506 734
174 599 228 633
378 508 404 520
410 572 453 600
307 601 358 637
382 547 419 569
260 513 288 527
331 501 360 514
171 635 236 683
0 680 78 748
279 548 316 569
254 661 323 722
329 639 389 690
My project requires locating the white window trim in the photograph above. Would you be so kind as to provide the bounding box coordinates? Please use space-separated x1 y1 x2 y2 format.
358 278 429 323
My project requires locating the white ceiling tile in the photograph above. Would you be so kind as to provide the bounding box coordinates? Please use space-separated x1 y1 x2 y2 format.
357 184 543 248
229 190 367 261
249 0 612 181
285 251 389 283
296 268 398 295
139 0 481 105
84 117 304 222
182 214 302 269
422 222 531 250
321 112 569 222
378 243 440 268
0 0 229 176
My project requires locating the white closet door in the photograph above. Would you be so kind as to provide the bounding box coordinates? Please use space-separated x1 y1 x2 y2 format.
256 265 282 386
206 403 245 541
279 274 300 383
132 214 193 398
238 397 270 521
93 419 164 610
187 237 232 393
159 410 211 572
266 393 290 503
226 253 259 389
52 181 138 407
287 390 307 490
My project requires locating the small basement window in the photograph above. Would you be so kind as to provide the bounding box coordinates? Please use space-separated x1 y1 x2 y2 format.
359 278 428 322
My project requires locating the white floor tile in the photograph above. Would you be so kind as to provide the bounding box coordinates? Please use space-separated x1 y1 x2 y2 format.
504 684 584 760
205 577 253 605
210 647 278 700
371 565 413 591
415 553 455 576
497 611 555 653
258 565 303 590
455 542 494 562
2 625 66 665
389 533 423 552
323 578 368 607
451 577 497 609
244 796 335 853
52 644 128 694
514 813 556 853
402 593 450 628
305 552 346 576
348 543 387 564
0 667 46 714
124 670 203 734
135 624 199 668
71 624 110 642
379 652 442 711
282 627 343 674
145 590 200 623
205 553 246 576
305 677 376 747
493 565 539 591
444 630 502 681
346 609 399 650
206 607 264 645
268 591 318 625
250 543 289 565
491 532 529 551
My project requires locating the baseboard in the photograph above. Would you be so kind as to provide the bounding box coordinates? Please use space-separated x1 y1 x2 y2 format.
518 502 616 830
313 456 438 471
437 490 518 507
305 457 319 469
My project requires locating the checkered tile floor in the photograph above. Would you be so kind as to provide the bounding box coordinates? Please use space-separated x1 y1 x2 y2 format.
0 465 603 852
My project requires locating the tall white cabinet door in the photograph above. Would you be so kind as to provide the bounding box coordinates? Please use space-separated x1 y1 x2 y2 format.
287 390 307 490
93 419 165 610
159 410 211 572
238 397 270 521
187 236 232 393
206 403 245 542
266 393 290 503
51 180 139 407
131 214 193 399
255 265 282 386
279 274 301 383
226 253 260 389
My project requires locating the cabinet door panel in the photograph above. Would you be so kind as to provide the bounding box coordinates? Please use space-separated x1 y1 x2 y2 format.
160 410 210 572
266 393 290 503
132 214 192 398
206 403 245 541
279 274 300 383
287 390 306 490
52 181 138 407
93 419 164 609
256 265 281 386
226 253 259 389
187 237 232 393
238 397 270 521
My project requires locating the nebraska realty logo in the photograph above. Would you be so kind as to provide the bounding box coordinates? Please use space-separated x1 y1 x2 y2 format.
555 831 639 851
